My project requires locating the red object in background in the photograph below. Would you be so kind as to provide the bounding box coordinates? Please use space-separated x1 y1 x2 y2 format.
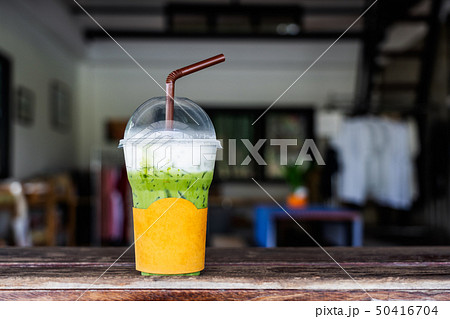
101 166 131 245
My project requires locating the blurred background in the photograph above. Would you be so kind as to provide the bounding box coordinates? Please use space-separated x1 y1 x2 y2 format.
0 0 449 248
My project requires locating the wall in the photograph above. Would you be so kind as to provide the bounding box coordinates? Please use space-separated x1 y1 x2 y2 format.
78 39 360 167
0 0 361 177
0 1 81 178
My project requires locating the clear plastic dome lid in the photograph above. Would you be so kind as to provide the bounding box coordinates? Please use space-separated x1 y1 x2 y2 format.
119 97 218 147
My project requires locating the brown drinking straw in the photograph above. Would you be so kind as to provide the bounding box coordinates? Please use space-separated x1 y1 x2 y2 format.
165 54 225 129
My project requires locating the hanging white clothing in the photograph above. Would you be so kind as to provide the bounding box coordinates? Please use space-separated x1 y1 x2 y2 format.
332 119 371 205
332 116 419 210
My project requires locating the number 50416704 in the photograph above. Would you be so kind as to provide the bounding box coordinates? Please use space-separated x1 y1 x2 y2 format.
376 305 438 316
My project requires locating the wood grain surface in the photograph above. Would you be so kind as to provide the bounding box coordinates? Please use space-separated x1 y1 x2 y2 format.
0 247 449 301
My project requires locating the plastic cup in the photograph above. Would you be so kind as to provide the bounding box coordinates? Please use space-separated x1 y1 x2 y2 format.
119 97 221 275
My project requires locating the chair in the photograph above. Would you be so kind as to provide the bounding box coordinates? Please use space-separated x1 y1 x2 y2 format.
24 173 77 246
0 181 30 246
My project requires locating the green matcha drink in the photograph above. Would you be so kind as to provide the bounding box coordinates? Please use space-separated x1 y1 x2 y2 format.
128 168 213 209
120 55 225 276
120 97 222 276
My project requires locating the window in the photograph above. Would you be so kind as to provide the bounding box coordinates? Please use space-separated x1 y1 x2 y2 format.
207 107 314 182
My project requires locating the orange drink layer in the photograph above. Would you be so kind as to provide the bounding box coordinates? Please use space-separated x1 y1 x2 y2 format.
133 198 208 274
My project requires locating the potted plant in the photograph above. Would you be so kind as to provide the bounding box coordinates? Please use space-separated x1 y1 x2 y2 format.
283 162 312 208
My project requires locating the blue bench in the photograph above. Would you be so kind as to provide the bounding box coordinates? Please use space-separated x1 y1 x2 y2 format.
254 205 363 247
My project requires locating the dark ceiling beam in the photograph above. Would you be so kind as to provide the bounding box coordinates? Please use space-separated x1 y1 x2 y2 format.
84 30 362 41
71 5 363 16
165 3 302 16
75 3 365 41
397 15 429 22
165 4 303 34
380 50 422 58
304 6 364 15
71 5 163 15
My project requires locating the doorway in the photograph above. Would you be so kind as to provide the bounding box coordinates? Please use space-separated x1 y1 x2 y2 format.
0 52 11 178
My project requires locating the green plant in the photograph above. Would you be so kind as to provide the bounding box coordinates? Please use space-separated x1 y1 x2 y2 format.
282 162 312 191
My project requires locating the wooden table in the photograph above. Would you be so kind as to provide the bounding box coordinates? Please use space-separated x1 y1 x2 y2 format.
0 247 449 301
